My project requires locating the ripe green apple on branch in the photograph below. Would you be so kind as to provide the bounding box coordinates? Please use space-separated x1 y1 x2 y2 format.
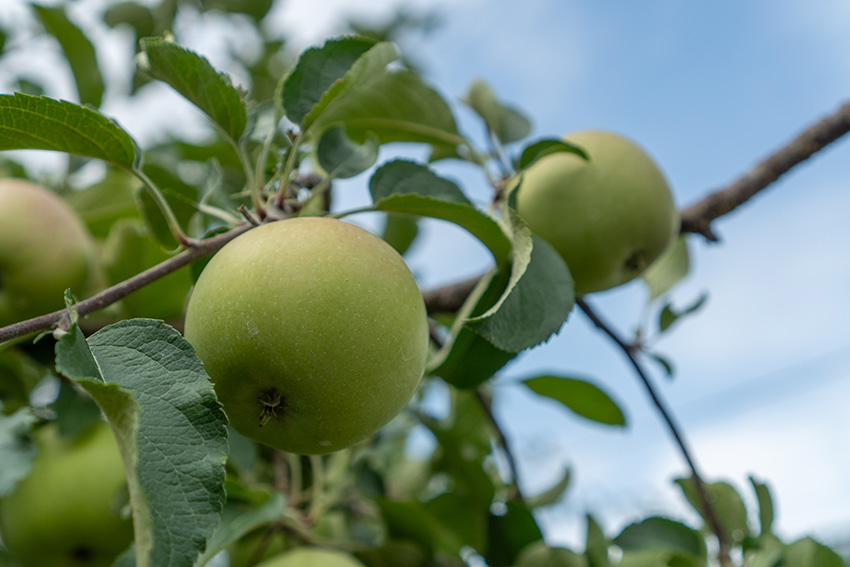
0 178 96 328
0 421 133 567
516 130 679 295
183 217 430 455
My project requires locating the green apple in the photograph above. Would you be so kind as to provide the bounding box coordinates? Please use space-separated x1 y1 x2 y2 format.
0 421 133 567
0 178 93 326
255 547 367 567
184 217 429 455
516 130 678 294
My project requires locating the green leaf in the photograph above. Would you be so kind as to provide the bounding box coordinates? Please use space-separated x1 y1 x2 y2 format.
65 169 141 238
0 403 36 497
518 139 588 170
675 477 749 545
524 376 626 427
642 236 689 300
516 541 586 567
367 160 511 263
313 69 465 149
647 352 675 379
659 293 708 333
281 36 385 129
104 2 156 39
485 501 544 567
749 476 774 537
33 4 104 108
617 549 702 567
614 517 705 558
425 492 488 554
463 79 531 145
782 537 845 567
585 515 611 567
381 213 419 256
55 320 228 567
428 271 518 389
526 467 572 509
376 499 440 551
0 94 138 168
466 220 573 352
316 125 379 179
195 494 288 567
140 38 248 142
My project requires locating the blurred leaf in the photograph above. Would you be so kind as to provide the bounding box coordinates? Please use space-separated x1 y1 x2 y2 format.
314 70 465 150
617 549 702 567
33 4 104 107
464 80 531 145
51 379 103 439
316 126 379 179
585 515 610 567
66 169 141 238
614 517 705 559
642 236 689 300
524 376 626 427
103 219 192 320
281 36 387 129
55 320 228 567
526 467 571 508
354 541 430 567
659 293 708 333
0 403 36 497
425 491 488 554
749 476 774 538
518 139 588 170
135 184 179 250
782 537 845 567
200 0 275 21
0 94 138 168
516 541 586 567
140 38 248 142
196 494 288 566
485 501 544 567
368 160 511 263
103 2 155 39
675 477 749 544
381 213 419 256
0 350 42 414
647 352 675 379
376 499 440 551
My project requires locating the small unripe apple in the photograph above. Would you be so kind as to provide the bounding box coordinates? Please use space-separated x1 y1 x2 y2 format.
516 130 678 294
184 217 429 455
0 178 93 326
0 421 133 567
255 548 367 567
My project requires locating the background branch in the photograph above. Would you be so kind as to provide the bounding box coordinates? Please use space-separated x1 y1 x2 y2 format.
680 100 850 241
0 223 253 344
576 298 731 565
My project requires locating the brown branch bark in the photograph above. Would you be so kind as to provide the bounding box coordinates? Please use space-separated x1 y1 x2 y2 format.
0 222 253 344
680 101 850 241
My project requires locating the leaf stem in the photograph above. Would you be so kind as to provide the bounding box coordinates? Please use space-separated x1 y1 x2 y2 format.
475 386 526 504
132 168 195 247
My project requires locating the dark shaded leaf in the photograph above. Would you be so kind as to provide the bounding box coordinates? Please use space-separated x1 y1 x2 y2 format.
518 139 588 170
485 501 544 567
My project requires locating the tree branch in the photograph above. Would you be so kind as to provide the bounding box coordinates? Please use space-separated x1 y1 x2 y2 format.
576 297 731 565
475 386 526 504
0 223 254 344
680 101 850 241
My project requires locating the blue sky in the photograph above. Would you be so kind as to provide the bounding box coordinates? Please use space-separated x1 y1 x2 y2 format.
3 0 850 550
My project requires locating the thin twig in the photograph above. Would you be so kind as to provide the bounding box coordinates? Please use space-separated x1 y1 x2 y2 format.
475 387 526 504
680 101 850 241
576 297 731 565
0 222 254 344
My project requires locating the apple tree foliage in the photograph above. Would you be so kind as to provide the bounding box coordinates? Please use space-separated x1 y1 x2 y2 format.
0 2 846 566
